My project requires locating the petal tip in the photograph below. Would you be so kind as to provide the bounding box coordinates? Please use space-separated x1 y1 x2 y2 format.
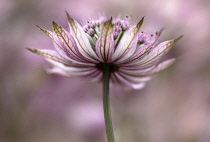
52 21 57 27
36 25 52 38
66 11 74 23
136 17 144 29
36 25 45 32
175 35 184 42
167 58 177 66
36 25 41 29
52 21 60 32
26 48 36 53
132 83 145 90
156 28 165 36
104 17 113 26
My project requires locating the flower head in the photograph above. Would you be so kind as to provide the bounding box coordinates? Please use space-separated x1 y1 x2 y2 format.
28 12 182 89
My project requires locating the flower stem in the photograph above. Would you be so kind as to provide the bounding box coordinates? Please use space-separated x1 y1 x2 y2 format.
103 64 115 142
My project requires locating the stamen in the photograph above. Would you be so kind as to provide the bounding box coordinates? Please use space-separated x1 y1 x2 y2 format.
113 32 119 39
138 31 154 44
121 20 129 31
87 28 95 37
83 17 130 46
112 17 130 40
115 25 122 32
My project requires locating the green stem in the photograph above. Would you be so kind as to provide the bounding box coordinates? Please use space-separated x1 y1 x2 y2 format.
103 64 115 142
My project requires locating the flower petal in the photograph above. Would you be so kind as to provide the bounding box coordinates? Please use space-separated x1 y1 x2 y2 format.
47 66 71 77
95 18 114 62
120 28 164 64
147 58 176 74
112 72 147 89
129 35 183 66
66 12 99 62
27 48 69 64
119 72 152 82
112 17 144 62
37 25 80 62
118 64 156 76
52 22 88 62
131 83 146 89
46 59 98 77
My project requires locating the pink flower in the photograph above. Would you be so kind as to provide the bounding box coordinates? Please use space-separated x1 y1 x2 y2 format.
28 12 182 89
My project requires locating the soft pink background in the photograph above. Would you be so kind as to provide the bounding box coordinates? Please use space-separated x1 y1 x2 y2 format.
0 0 210 142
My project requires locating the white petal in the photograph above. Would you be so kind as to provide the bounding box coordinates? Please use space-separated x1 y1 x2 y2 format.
148 58 176 74
95 18 114 62
137 36 183 65
66 12 99 62
113 72 132 86
46 59 97 76
52 22 88 63
27 48 69 64
91 72 102 82
131 83 146 89
112 17 144 62
121 28 164 64
37 25 85 64
118 65 155 76
117 71 152 82
113 71 148 88
47 67 71 77
112 72 146 89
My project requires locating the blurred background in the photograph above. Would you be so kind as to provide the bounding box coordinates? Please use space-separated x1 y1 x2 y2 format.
0 0 210 142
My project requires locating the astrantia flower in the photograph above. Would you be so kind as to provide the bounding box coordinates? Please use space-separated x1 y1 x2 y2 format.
28 12 182 89
28 12 183 142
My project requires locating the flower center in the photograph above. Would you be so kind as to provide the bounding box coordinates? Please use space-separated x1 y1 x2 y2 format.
96 63 119 72
83 17 130 47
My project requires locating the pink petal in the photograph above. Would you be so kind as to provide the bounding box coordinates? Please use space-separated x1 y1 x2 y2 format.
52 22 89 63
112 17 144 62
66 12 99 63
120 28 164 64
37 25 86 63
131 83 146 90
118 65 155 76
47 66 71 77
46 59 98 77
136 36 182 65
27 48 69 65
148 58 176 74
112 71 148 89
95 18 114 62
117 71 152 82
